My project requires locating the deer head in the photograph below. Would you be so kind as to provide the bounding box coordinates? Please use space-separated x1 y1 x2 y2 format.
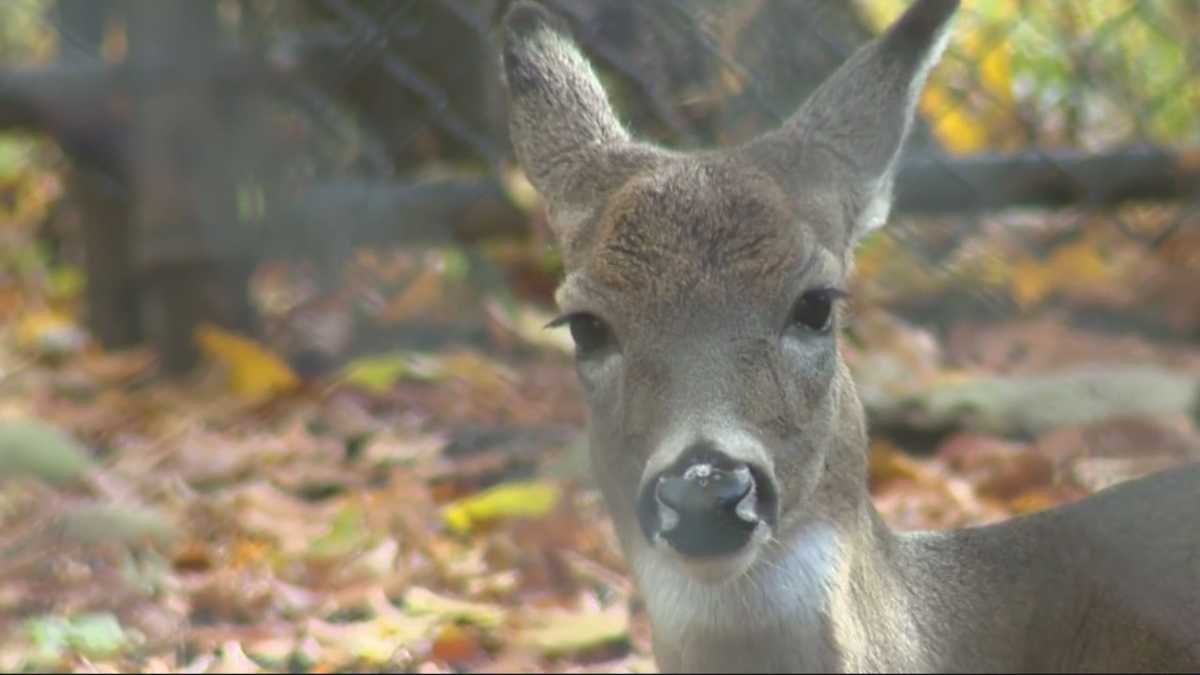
501 0 958 587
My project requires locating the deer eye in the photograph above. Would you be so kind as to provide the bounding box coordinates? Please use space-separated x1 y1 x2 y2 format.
789 289 844 333
548 313 614 357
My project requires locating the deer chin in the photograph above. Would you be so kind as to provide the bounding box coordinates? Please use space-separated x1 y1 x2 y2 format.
650 519 774 585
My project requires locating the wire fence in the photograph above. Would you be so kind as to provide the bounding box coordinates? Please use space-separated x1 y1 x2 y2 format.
1 0 1198 368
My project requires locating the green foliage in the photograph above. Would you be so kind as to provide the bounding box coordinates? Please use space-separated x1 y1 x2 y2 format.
0 0 54 64
863 0 1199 150
0 420 93 486
26 612 135 664
1005 0 1199 146
58 503 175 546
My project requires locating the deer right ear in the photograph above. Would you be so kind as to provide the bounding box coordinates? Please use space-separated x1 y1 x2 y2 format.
748 0 959 248
501 2 658 254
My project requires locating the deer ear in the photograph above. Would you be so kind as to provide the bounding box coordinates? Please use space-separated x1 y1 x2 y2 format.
753 0 959 244
501 2 657 252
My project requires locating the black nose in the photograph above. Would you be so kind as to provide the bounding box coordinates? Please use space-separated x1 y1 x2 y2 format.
637 445 767 558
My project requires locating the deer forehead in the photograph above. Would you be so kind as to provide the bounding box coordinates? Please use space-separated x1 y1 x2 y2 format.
559 161 844 314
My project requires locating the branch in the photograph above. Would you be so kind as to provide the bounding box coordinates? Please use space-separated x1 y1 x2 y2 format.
281 179 529 253
895 146 1200 214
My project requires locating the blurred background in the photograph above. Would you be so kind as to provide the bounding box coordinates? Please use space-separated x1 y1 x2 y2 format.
0 0 1197 671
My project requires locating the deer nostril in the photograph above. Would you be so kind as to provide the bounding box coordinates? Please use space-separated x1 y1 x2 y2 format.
655 463 754 518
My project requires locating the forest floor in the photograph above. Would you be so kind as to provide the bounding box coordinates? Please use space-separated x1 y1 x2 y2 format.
2 159 1199 672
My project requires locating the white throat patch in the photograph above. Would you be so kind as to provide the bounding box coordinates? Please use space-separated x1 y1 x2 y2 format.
633 523 845 666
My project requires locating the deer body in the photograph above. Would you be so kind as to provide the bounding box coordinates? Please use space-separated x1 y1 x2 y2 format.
499 1 1200 671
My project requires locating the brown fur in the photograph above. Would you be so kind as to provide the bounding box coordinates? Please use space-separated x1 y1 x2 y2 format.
500 1 1200 671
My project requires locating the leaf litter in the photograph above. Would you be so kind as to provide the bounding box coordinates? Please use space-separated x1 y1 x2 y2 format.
2 146 1200 673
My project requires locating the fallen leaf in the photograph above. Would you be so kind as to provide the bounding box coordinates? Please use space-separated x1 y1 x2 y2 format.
14 309 87 358
441 481 561 536
404 587 506 629
516 606 628 657
26 613 135 661
308 505 373 559
58 501 176 546
223 482 332 556
212 640 262 674
243 637 295 670
340 352 442 394
0 418 93 485
66 613 134 659
308 612 436 668
194 323 300 401
430 623 487 666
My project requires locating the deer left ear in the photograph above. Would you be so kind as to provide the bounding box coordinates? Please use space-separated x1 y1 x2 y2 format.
750 0 960 244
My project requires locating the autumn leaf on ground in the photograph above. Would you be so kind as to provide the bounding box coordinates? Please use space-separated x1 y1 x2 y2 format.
341 347 519 396
0 418 93 485
195 323 300 401
25 612 138 664
57 501 176 546
14 309 87 358
430 623 489 667
307 600 439 668
211 641 262 674
516 605 629 657
339 352 442 394
441 480 561 536
404 587 506 629
308 505 374 560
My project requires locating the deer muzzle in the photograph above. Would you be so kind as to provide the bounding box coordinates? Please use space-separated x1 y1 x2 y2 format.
637 445 777 558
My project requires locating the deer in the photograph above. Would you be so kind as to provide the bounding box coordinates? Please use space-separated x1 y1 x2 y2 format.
499 0 1200 671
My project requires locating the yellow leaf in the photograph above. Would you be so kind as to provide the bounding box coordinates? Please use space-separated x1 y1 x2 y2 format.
340 352 442 394
1009 239 1112 309
979 41 1014 106
910 3 1017 154
404 587 506 629
195 323 299 401
1010 257 1051 309
500 166 542 214
14 309 87 357
441 481 561 536
921 84 993 154
516 606 629 657
1048 240 1109 288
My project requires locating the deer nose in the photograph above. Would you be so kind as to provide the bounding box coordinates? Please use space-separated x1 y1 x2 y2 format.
656 464 753 516
638 446 765 557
